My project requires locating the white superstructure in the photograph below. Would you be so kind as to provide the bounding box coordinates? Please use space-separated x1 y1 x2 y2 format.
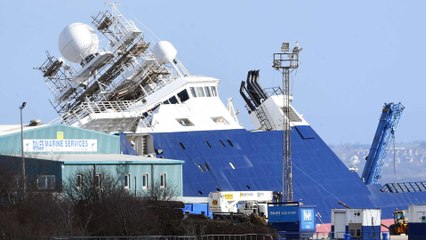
37 3 308 135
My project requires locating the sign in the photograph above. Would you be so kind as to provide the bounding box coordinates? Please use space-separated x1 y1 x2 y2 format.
56 131 64 140
300 208 315 231
24 139 97 152
224 194 234 200
268 205 299 222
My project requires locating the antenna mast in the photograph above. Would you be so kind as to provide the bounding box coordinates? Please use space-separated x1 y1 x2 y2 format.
273 42 302 202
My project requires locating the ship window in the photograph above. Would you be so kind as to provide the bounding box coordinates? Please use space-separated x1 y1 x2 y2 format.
190 87 197 97
204 86 212 97
197 87 205 97
176 118 194 126
246 185 251 190
219 140 226 147
227 139 234 147
198 190 203 195
179 142 186 150
37 175 56 190
124 174 131 189
169 96 178 104
204 162 210 171
177 89 190 103
160 173 167 188
211 86 217 96
229 162 236 170
212 117 229 125
205 140 212 148
142 173 149 189
197 164 205 173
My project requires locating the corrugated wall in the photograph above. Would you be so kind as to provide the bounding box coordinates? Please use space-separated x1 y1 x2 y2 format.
62 161 183 196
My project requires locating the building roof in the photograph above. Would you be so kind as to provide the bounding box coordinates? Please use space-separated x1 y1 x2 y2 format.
34 153 184 165
0 124 45 136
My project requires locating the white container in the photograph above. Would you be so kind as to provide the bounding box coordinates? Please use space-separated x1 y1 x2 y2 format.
332 209 381 239
408 204 426 223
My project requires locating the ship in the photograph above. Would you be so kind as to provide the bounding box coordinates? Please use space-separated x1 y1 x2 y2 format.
37 3 426 224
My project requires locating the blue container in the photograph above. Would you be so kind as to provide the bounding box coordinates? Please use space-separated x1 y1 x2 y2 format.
408 223 426 240
268 202 315 239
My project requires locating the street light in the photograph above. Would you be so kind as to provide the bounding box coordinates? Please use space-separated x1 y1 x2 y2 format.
19 101 27 196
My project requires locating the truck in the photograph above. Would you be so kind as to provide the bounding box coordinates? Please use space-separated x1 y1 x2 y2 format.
208 191 277 220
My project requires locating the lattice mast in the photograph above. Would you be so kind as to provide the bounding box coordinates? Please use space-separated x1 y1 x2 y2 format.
273 42 302 202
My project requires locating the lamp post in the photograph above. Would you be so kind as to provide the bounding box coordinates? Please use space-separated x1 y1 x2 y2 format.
19 101 27 196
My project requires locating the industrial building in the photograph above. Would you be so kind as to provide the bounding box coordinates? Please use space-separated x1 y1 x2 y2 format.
0 124 183 196
0 154 62 192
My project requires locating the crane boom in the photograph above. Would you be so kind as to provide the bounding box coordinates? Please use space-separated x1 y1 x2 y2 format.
361 102 404 185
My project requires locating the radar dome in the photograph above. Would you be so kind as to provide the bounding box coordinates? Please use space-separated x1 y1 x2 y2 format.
58 23 99 63
153 41 177 65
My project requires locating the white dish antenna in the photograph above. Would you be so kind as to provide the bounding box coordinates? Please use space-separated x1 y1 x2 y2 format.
153 41 177 65
58 23 99 63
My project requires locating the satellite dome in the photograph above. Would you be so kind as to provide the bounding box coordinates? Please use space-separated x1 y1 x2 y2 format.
153 41 177 65
58 23 99 63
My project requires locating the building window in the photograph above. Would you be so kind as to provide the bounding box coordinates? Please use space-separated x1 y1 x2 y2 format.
37 175 56 190
13 175 20 190
160 173 167 188
76 174 82 189
124 174 131 189
94 174 101 188
142 174 149 189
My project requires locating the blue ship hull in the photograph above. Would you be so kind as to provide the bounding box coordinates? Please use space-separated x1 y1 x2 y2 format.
152 125 426 223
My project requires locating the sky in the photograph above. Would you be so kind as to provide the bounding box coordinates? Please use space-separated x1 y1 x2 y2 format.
0 0 425 145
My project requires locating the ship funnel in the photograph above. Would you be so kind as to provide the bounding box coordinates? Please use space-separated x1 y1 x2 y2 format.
58 23 99 63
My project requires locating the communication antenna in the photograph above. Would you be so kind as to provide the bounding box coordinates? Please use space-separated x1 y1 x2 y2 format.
273 42 302 202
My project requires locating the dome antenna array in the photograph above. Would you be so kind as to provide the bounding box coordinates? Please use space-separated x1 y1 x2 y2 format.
36 3 188 125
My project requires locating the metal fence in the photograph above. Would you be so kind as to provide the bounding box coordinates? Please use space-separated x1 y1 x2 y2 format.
51 234 274 240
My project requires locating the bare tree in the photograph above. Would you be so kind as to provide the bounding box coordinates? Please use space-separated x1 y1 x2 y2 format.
145 181 177 201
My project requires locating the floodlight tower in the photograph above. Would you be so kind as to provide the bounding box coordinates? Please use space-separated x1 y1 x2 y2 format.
273 42 302 202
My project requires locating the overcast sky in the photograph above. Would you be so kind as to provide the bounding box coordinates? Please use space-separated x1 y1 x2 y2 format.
1 0 425 145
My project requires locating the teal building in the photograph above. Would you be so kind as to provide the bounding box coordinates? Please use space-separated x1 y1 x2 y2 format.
0 124 183 196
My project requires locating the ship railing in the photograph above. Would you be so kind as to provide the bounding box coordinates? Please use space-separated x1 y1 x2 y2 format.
59 100 140 125
263 87 284 97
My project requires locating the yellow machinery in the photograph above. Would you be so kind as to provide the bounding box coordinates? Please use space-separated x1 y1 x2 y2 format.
389 209 408 235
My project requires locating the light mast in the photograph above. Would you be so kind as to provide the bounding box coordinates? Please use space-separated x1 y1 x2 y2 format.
273 42 302 202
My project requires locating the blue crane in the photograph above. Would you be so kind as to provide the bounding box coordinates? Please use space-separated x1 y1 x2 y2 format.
361 102 404 185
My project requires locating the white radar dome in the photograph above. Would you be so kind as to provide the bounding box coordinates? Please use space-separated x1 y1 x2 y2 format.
58 23 99 63
153 41 177 65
